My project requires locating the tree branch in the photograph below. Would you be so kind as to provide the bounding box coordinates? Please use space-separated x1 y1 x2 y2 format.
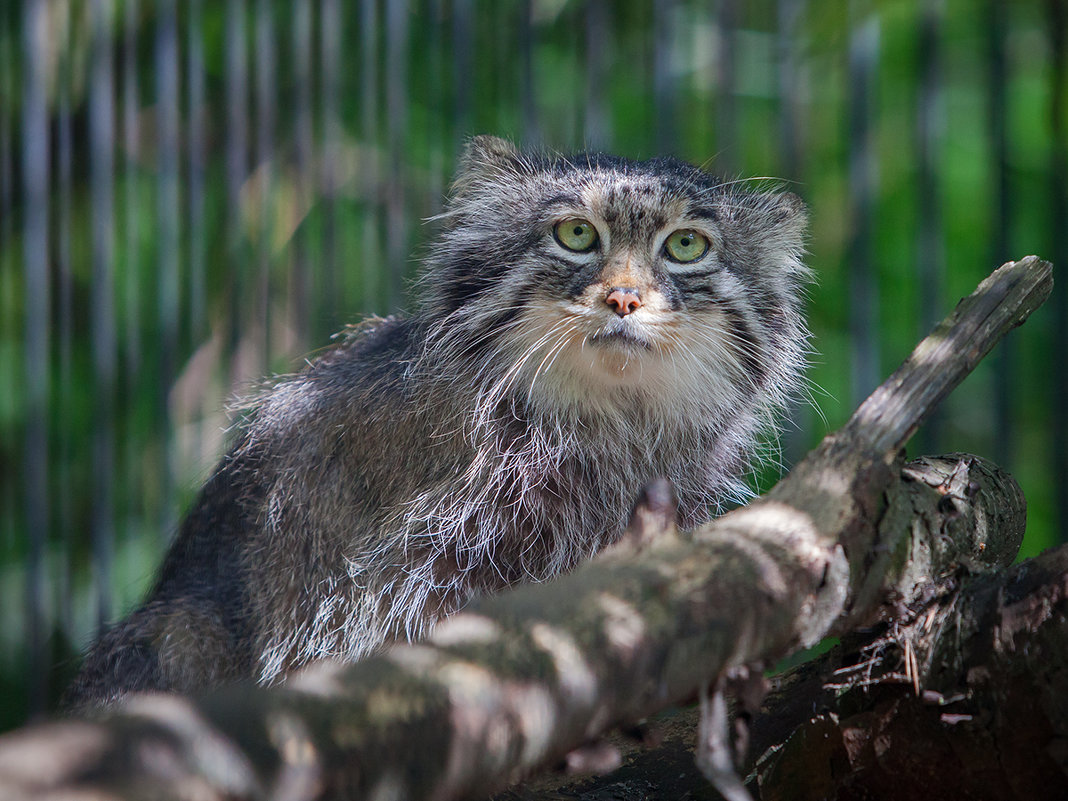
492 453 1029 801
744 542 1068 800
0 257 1052 801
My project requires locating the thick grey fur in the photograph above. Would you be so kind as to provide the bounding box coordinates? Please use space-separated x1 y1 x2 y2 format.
66 136 810 707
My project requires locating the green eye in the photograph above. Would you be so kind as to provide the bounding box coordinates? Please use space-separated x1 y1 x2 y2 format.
553 219 599 252
664 229 710 263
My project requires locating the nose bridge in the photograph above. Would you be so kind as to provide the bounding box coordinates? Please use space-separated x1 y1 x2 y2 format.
600 247 651 290
599 246 653 318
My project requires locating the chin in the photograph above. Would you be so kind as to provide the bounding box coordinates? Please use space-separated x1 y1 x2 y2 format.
551 336 666 397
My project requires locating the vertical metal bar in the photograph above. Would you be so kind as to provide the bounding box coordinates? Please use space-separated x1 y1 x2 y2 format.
292 0 313 342
453 0 474 148
255 0 275 363
0 8 12 255
360 0 381 314
584 0 611 150
776 0 804 182
716 0 737 170
916 0 943 332
22 0 52 716
56 0 75 647
225 0 249 359
847 3 880 407
188 0 208 347
987 0 1012 469
915 0 944 453
320 0 341 328
0 9 16 675
0 8 11 244
385 0 409 310
89 0 117 634
124 0 141 381
519 0 538 146
427 0 446 217
653 0 676 153
122 0 142 546
157 0 180 538
123 0 146 574
776 0 808 467
1049 0 1068 543
0 0 15 687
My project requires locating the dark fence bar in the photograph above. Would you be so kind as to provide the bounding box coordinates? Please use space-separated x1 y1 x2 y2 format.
776 0 804 182
187 0 207 351
321 0 341 325
915 0 944 454
452 0 473 148
1 5 16 703
776 0 809 469
89 0 117 636
225 0 249 364
123 0 142 437
254 0 275 363
1050 0 1068 544
385 0 409 312
21 0 51 717
520 0 538 146
716 0 737 172
584 0 611 150
653 0 677 153
847 4 880 407
157 0 181 528
54 3 74 651
359 0 381 316
987 0 1012 470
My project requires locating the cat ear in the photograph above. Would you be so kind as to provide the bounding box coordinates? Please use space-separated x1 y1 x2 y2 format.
461 135 520 168
450 135 522 199
763 190 807 245
756 191 811 282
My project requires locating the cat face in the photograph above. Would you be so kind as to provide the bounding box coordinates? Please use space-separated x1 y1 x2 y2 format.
419 136 810 418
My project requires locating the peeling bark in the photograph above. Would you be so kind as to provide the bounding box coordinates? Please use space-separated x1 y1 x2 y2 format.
493 454 1032 801
744 541 1068 801
0 258 1053 801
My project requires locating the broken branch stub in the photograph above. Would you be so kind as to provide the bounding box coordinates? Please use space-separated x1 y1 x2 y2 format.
758 255 1051 634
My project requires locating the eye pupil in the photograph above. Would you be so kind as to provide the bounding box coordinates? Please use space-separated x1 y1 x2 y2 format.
554 218 598 252
665 230 710 263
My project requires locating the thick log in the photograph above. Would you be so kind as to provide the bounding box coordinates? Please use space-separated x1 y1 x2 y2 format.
493 453 1029 801
745 542 1068 800
0 258 1052 801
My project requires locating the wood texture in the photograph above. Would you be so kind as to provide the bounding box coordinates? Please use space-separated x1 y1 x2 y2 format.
0 258 1052 801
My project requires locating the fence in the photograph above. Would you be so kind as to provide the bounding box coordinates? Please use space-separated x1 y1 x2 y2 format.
1 0 1065 729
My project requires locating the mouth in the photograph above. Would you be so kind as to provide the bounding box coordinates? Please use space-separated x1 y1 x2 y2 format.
588 325 654 351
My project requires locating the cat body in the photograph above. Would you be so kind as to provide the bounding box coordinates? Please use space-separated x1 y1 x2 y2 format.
67 137 810 706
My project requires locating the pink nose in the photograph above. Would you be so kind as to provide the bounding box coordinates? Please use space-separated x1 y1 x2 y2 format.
606 288 642 317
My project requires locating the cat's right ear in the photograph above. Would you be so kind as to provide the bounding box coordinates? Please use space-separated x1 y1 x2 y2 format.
450 135 522 199
461 135 520 168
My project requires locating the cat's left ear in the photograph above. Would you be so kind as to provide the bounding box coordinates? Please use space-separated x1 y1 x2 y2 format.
745 190 810 283
450 135 522 198
754 190 807 253
762 191 807 236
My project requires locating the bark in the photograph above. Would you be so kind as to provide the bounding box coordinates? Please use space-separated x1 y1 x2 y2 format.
501 454 1049 801
0 257 1053 801
744 540 1068 801
494 454 1034 801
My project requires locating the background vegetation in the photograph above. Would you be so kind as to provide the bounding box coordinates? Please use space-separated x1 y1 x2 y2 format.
0 0 1065 732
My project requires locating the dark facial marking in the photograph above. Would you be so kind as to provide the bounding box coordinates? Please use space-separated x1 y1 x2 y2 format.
716 298 768 392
